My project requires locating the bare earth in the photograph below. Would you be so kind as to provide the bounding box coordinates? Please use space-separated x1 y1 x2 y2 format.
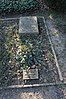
45 13 66 82
0 86 65 99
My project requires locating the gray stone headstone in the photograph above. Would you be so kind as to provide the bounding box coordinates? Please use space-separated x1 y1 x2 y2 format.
23 69 38 80
19 16 39 34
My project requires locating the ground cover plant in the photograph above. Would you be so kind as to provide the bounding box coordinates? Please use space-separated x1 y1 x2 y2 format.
0 18 59 87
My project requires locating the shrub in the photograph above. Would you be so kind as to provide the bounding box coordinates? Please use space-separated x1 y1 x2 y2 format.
44 0 66 12
0 0 39 13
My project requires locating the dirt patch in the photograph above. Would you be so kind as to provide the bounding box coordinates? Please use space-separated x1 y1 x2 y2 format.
44 11 66 82
0 86 65 99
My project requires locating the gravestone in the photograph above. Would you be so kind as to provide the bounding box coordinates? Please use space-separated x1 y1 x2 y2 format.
19 16 39 34
23 69 38 80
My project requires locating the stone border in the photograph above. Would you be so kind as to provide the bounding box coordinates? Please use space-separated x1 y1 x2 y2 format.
0 17 19 20
0 16 44 21
42 17 63 81
0 16 63 90
0 82 66 90
0 16 42 21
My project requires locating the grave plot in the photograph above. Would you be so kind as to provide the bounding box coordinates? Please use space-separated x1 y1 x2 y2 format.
0 17 60 87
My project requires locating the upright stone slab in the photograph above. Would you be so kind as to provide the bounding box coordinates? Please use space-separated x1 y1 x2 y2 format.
23 69 38 80
19 16 39 34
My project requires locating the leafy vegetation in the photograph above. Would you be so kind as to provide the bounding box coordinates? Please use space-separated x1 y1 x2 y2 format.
0 0 38 13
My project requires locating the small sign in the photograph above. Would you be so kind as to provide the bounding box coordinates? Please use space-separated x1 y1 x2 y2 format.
23 69 38 80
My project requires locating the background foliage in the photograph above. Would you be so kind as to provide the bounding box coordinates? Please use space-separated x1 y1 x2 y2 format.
44 0 66 12
0 0 38 12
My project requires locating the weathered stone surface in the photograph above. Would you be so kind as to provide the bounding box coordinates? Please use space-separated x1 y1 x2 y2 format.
23 69 38 80
19 16 39 34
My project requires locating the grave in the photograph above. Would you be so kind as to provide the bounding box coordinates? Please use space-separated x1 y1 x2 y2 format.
23 69 38 80
19 16 39 34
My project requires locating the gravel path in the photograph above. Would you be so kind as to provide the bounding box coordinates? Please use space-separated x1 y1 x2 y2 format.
0 86 65 99
45 14 66 82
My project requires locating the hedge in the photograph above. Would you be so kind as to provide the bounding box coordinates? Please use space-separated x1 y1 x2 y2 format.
0 0 39 13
